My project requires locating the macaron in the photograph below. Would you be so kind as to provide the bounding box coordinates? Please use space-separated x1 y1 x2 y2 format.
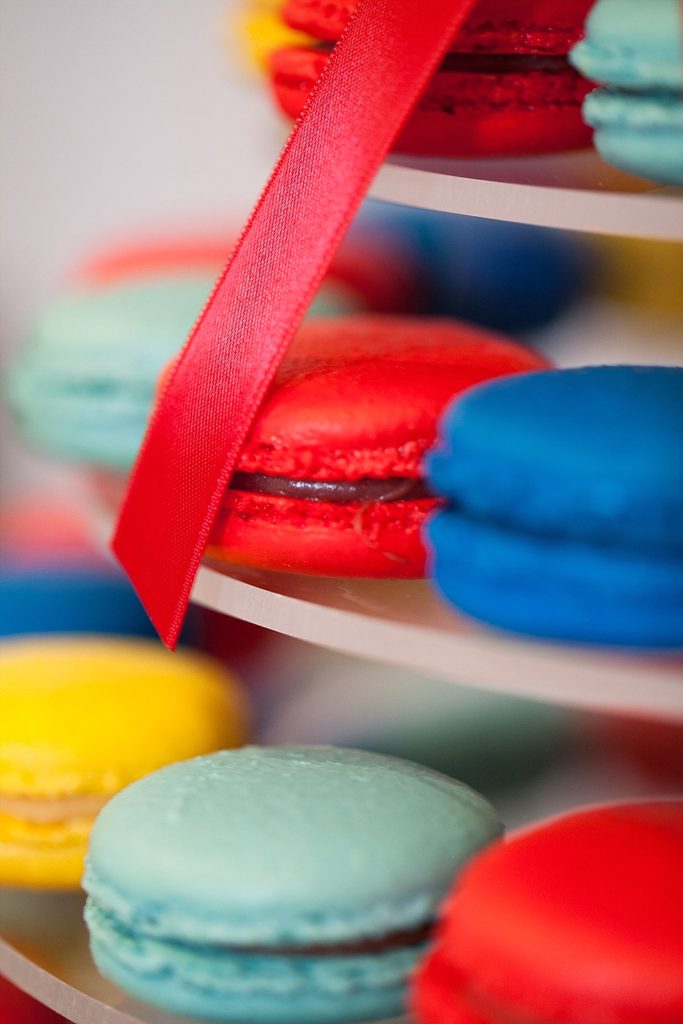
84 745 503 1023
426 365 683 646
412 800 683 1024
0 564 156 640
206 316 548 577
356 203 590 335
6 237 415 473
570 0 683 186
232 0 313 72
0 977 67 1024
270 0 595 156
0 637 247 888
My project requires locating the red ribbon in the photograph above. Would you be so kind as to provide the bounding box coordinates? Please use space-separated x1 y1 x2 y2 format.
113 0 478 648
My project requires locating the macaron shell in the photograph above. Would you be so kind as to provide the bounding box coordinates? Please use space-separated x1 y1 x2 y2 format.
0 567 155 639
84 747 502 947
427 366 683 552
270 48 593 157
414 803 683 1024
209 492 438 577
7 275 214 470
0 812 90 889
235 317 548 480
427 509 683 647
583 90 683 188
0 638 247 797
283 0 594 53
73 237 228 285
570 0 683 89
87 901 416 1023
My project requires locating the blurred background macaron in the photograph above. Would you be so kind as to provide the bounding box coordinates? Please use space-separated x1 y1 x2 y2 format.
260 649 578 801
354 204 591 337
0 976 68 1024
5 232 417 477
571 0 683 186
84 745 502 1023
0 637 248 889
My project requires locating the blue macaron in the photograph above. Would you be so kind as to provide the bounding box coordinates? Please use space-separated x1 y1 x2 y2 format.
570 0 683 186
0 564 156 639
84 746 501 1023
356 203 588 335
426 365 683 647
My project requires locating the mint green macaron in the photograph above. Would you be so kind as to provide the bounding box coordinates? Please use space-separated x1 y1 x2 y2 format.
571 0 683 185
84 746 502 1023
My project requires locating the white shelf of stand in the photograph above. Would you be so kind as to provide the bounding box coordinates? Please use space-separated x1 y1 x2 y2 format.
369 152 683 239
191 563 683 723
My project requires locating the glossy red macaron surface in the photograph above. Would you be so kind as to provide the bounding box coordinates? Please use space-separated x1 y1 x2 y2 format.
413 802 683 1024
208 316 547 576
282 0 594 53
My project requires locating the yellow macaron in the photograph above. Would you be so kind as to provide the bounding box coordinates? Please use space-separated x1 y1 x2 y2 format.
0 637 248 889
228 0 312 73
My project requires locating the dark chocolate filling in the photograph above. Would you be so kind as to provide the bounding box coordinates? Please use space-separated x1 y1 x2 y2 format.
234 921 434 956
439 53 569 73
231 473 433 504
315 43 569 75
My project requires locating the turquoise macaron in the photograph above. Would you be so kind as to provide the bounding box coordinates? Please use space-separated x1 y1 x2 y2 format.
83 746 502 1023
7 275 214 471
6 263 363 474
570 0 683 185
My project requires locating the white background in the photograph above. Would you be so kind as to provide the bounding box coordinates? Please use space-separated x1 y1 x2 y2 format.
0 0 279 495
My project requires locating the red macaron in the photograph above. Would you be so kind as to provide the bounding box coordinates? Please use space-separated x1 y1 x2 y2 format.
412 801 683 1024
73 234 416 315
205 316 547 577
0 977 68 1024
270 0 594 156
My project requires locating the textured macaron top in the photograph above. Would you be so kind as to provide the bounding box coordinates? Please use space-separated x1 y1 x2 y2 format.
283 0 594 53
234 317 546 482
0 638 246 797
428 365 683 551
84 746 502 946
433 802 683 1024
571 0 683 89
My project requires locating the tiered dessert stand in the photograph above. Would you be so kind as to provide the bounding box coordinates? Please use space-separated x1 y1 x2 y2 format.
2 149 682 1024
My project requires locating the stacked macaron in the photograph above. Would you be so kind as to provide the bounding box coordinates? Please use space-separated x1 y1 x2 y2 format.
269 0 595 155
0 638 247 888
232 0 312 71
206 316 548 577
413 801 683 1024
426 364 683 646
6 235 415 475
84 745 502 1022
571 0 683 186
